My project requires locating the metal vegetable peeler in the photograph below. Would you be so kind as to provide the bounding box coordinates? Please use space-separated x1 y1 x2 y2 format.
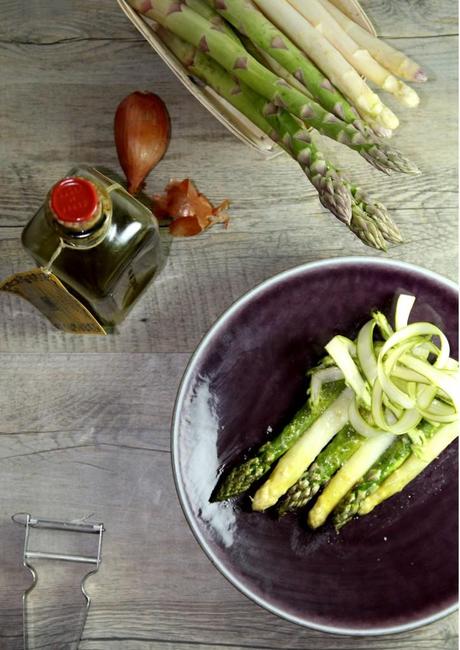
13 513 104 650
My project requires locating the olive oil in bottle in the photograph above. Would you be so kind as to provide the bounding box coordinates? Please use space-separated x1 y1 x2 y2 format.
22 166 161 327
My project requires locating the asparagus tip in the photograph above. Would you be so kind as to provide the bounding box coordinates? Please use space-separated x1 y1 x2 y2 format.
349 202 388 251
364 145 421 176
414 69 428 83
372 126 393 139
390 229 404 244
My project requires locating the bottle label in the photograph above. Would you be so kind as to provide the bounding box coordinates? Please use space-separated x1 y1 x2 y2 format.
0 268 107 335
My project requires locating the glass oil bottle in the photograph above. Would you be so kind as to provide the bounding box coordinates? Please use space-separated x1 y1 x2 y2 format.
22 166 161 327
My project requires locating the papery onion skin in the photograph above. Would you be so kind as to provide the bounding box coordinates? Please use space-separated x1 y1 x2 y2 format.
114 91 170 195
152 178 230 237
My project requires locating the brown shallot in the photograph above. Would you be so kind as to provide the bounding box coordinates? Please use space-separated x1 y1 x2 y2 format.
114 91 170 194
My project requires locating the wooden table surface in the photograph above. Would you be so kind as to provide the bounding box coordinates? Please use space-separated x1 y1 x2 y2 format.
0 1 457 648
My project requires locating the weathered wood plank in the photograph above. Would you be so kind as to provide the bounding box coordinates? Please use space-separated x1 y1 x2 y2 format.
79 624 458 650
0 353 186 445
0 201 457 354
364 0 458 38
0 354 457 650
0 0 456 42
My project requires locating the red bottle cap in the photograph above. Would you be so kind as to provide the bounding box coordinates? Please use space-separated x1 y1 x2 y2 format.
50 177 99 224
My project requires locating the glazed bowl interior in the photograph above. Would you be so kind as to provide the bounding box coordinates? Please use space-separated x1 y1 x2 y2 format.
172 258 458 634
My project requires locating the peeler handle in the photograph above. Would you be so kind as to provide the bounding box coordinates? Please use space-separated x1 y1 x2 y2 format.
13 512 104 535
12 512 104 650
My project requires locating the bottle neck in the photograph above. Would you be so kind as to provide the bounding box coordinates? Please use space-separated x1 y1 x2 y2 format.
46 177 113 249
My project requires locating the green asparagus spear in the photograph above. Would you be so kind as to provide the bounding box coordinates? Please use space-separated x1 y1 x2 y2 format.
253 388 353 511
348 187 403 245
274 112 352 224
209 0 359 123
275 112 402 245
348 200 388 251
216 380 345 501
158 28 275 132
128 0 419 175
183 0 240 43
159 27 353 224
279 423 363 515
242 35 313 96
275 110 401 247
161 26 401 247
333 421 437 529
358 422 458 516
159 27 402 248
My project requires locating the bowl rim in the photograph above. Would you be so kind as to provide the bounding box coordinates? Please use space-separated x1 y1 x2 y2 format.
171 256 459 636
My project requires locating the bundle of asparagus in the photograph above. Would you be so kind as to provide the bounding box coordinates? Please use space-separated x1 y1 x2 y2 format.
126 0 426 249
216 294 459 532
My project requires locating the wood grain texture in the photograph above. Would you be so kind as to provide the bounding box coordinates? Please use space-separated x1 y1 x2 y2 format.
0 355 458 650
0 0 457 648
0 0 456 40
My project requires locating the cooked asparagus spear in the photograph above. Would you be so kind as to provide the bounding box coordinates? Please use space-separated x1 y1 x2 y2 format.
215 379 345 501
129 0 419 175
358 422 458 516
333 434 411 529
252 0 398 127
319 0 428 83
279 423 363 515
288 0 419 107
252 388 353 511
308 431 395 528
334 420 438 529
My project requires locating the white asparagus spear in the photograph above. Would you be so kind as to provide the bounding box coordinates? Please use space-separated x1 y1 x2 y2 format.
287 0 419 107
252 389 353 511
359 422 458 515
252 0 399 129
328 0 377 35
319 0 428 82
308 431 395 528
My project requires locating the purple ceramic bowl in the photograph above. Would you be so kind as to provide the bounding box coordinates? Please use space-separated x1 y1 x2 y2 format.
171 258 458 635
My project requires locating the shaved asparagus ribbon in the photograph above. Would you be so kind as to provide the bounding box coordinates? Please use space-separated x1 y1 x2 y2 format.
394 294 416 330
326 294 459 439
309 367 344 406
326 336 371 408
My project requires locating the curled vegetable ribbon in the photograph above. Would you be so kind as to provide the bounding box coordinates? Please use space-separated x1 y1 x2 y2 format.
327 295 459 438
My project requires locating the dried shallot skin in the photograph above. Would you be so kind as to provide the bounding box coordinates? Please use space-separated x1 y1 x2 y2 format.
152 179 229 237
